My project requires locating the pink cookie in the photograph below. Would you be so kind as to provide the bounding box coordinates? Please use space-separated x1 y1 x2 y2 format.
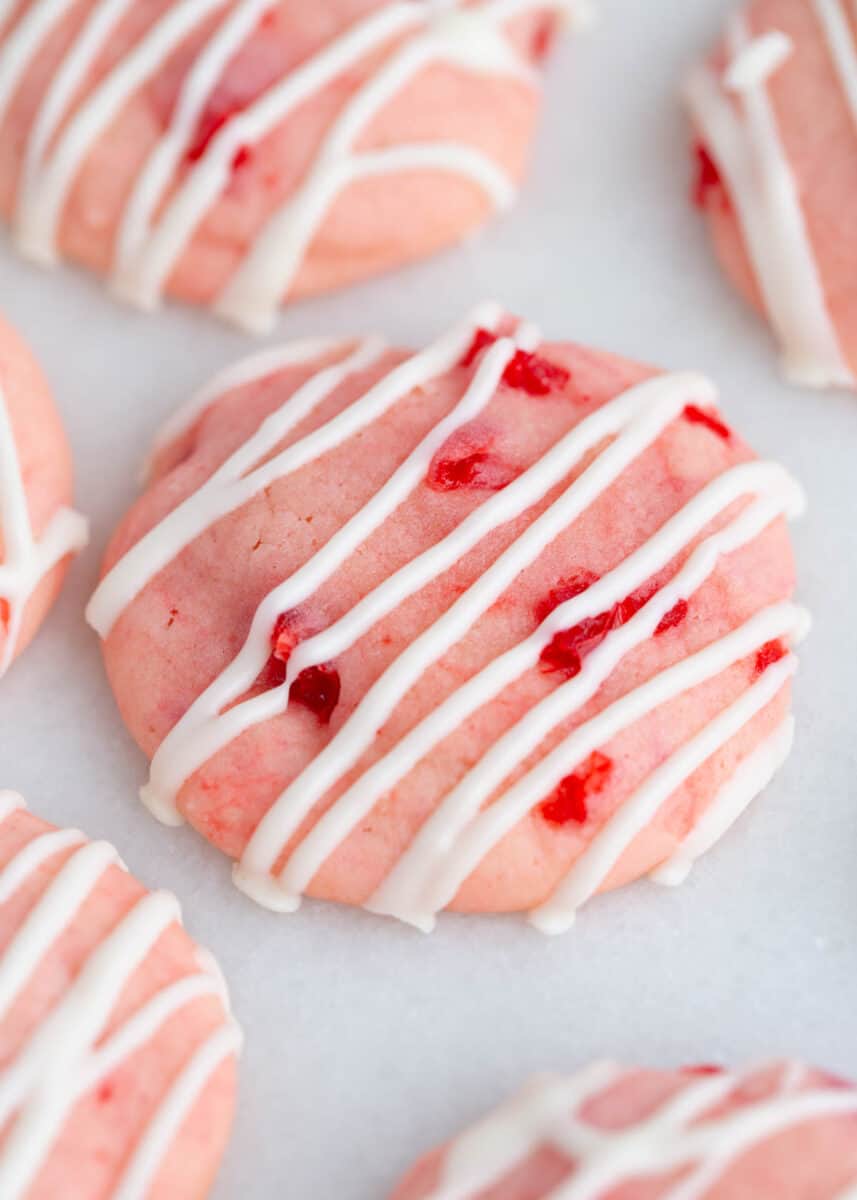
88 304 806 934
0 314 87 677
685 0 857 389
0 791 240 1199
0 0 583 333
390 1061 857 1199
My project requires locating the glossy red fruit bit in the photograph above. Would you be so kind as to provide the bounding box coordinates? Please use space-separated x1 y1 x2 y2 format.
655 598 689 636
531 15 558 60
428 449 517 492
460 328 498 368
289 663 341 724
503 349 571 397
271 610 303 664
539 577 671 678
692 142 726 209
540 752 613 826
754 639 787 678
684 1064 725 1077
684 404 731 442
459 330 571 396
539 608 622 680
535 571 600 625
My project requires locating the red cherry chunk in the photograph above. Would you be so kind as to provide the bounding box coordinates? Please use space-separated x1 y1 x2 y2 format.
534 571 600 625
684 404 731 442
692 142 726 209
503 349 570 396
540 752 613 826
459 329 571 396
289 664 341 724
655 599 689 636
428 450 517 493
754 639 787 678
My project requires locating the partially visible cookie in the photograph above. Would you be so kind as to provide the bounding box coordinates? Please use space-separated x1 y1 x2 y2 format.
0 792 240 1199
0 0 585 332
391 1061 857 1198
89 305 806 933
686 0 857 389
0 315 87 677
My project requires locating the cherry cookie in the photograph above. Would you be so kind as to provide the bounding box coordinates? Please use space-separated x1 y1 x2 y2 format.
0 791 240 1199
0 314 87 678
88 304 807 934
391 1061 857 1198
686 0 857 389
0 0 585 333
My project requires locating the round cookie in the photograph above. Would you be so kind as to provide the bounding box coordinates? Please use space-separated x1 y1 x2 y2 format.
685 0 857 389
0 0 585 333
0 791 240 1199
88 304 806 934
0 314 87 677
390 1061 857 1199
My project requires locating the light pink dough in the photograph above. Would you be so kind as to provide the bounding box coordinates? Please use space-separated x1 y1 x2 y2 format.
0 798 239 1200
687 0 857 386
0 314 83 674
390 1062 857 1199
93 309 803 927
0 1 571 325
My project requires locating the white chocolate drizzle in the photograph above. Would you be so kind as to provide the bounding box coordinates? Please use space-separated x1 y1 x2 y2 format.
0 388 88 677
0 791 241 1199
723 30 793 92
686 16 853 388
0 0 580 332
812 0 857 131
425 1063 857 1199
86 308 807 933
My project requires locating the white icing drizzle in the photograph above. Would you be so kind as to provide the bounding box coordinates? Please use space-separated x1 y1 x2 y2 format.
0 797 240 1198
723 30 793 93
428 1064 857 1200
0 0 575 331
87 309 806 932
812 0 857 131
149 334 355 466
0 387 88 677
651 714 794 887
686 15 853 388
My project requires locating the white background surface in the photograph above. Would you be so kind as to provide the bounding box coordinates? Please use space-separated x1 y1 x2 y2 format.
1 1 856 1196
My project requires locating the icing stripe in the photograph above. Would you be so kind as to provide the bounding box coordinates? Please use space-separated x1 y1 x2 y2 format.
1 0 570 329
149 334 357 468
813 0 857 131
0 802 239 1197
0 388 89 676
686 16 853 388
430 1065 857 1200
652 714 794 886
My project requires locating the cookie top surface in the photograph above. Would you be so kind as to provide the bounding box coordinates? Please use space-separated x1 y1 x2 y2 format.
0 314 87 677
390 1061 857 1199
0 0 580 331
686 0 857 389
89 305 805 933
0 791 240 1200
